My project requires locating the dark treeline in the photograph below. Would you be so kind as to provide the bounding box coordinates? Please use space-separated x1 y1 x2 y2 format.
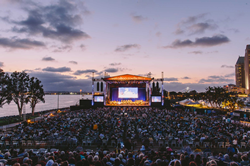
166 86 245 111
0 69 45 116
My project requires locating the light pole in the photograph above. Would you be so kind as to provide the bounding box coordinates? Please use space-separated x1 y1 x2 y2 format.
92 72 94 106
23 101 26 121
162 72 164 106
57 93 59 110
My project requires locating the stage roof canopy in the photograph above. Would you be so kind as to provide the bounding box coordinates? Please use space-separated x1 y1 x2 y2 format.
103 74 152 81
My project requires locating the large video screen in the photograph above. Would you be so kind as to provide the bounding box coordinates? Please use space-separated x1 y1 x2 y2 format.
152 96 161 102
118 87 138 98
94 96 104 102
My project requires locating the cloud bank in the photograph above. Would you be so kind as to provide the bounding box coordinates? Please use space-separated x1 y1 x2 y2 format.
42 57 55 62
42 66 71 72
115 44 141 52
5 0 91 43
0 37 45 50
164 35 230 48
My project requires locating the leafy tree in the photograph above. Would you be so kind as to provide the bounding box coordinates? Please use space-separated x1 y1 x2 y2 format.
8 71 30 116
204 86 226 109
205 86 216 108
222 96 238 111
203 86 245 111
0 69 11 107
222 92 245 111
169 91 177 96
188 90 200 101
199 92 206 101
169 91 177 99
190 90 197 94
163 90 168 98
213 86 226 109
26 77 45 115
237 100 245 109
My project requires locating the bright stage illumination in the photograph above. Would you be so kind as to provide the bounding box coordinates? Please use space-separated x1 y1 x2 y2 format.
118 87 138 98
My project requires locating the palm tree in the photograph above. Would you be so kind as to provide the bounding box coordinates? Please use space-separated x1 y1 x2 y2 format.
205 86 227 109
236 100 245 110
223 96 237 111
205 86 216 108
213 86 226 109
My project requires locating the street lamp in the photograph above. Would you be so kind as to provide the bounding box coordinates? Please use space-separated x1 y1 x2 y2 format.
23 95 26 121
57 92 59 110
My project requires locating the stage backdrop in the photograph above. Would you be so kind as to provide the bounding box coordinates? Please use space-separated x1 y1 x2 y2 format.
111 88 146 101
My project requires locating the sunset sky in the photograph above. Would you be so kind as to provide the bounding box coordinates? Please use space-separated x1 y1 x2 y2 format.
0 0 249 92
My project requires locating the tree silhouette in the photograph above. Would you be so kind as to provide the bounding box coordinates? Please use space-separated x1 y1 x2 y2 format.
0 69 11 107
26 77 45 115
8 71 30 116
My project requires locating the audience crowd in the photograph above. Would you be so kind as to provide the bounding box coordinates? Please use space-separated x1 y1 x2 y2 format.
0 107 249 166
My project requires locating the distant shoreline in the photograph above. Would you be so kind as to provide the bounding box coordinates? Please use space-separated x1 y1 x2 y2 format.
0 95 89 118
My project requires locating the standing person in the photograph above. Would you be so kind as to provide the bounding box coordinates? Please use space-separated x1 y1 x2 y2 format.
227 144 236 154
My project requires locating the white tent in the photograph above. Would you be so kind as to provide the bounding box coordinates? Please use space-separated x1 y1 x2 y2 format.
179 99 194 106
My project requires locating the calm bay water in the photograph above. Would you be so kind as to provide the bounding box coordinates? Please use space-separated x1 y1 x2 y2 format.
0 95 92 117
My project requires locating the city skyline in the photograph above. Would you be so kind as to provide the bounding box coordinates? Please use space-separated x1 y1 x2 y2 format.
0 0 249 92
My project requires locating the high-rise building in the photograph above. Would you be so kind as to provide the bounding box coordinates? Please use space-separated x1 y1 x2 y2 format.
235 56 245 88
244 45 250 93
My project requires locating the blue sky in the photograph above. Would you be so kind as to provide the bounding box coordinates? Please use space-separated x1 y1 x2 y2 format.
0 0 249 92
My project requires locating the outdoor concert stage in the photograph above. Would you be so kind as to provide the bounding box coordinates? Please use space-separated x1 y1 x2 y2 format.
91 74 164 107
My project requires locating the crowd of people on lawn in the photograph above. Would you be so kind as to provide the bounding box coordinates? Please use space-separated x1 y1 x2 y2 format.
0 107 250 166
0 145 249 166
